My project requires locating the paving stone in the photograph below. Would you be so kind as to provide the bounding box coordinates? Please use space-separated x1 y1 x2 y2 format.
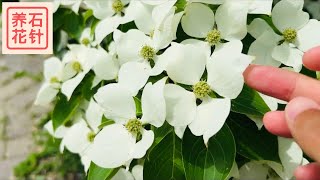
5 135 34 159
0 71 15 86
0 52 48 180
6 84 40 111
0 141 6 160
0 55 46 74
5 111 34 139
0 155 28 180
0 78 35 101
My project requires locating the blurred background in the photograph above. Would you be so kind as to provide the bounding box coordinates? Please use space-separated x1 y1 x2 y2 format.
0 0 319 179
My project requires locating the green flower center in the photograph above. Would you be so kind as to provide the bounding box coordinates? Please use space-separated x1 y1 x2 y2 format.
87 132 96 143
72 61 82 73
193 81 211 99
206 29 221 46
125 118 142 135
112 0 124 14
140 45 155 60
50 76 59 84
81 38 90 46
283 28 297 43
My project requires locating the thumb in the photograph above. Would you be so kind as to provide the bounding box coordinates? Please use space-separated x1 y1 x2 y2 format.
285 97 320 162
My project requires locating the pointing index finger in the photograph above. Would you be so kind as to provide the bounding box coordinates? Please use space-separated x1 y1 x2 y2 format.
243 65 320 103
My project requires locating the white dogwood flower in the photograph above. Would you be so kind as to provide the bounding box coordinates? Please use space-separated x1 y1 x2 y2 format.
249 0 320 72
61 45 101 100
272 0 320 72
113 29 173 95
165 42 251 144
35 57 63 106
181 2 249 43
84 0 140 44
163 41 252 144
164 83 231 145
248 18 283 67
236 137 307 180
88 78 166 168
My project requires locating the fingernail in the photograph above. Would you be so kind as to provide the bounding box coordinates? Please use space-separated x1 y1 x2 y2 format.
285 97 320 125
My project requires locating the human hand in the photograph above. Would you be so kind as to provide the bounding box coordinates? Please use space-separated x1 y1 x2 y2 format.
244 46 320 180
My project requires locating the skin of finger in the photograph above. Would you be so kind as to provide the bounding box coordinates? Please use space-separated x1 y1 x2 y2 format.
263 111 292 138
243 65 320 103
303 46 320 71
294 163 320 180
293 109 320 162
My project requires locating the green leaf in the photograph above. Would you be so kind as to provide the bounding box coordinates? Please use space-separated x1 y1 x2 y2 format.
119 22 138 32
231 84 270 118
87 162 117 180
227 112 280 162
144 125 185 180
52 73 95 130
148 122 173 153
134 97 142 117
175 0 187 13
52 93 82 130
53 8 67 31
63 11 84 38
53 8 84 38
182 125 236 180
82 9 93 24
98 116 115 129
300 66 317 78
80 72 95 100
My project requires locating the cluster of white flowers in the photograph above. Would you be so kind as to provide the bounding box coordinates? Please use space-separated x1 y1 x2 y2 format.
34 0 320 179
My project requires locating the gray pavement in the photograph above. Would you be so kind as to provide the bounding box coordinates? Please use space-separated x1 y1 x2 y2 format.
0 54 50 180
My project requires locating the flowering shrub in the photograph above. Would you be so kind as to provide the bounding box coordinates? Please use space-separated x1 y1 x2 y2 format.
34 0 320 179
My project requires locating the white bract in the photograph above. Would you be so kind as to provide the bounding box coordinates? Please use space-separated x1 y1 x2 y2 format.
35 57 63 106
134 0 183 49
110 165 143 180
187 0 273 15
55 0 83 13
92 47 120 81
236 161 281 180
84 0 140 44
87 78 166 168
